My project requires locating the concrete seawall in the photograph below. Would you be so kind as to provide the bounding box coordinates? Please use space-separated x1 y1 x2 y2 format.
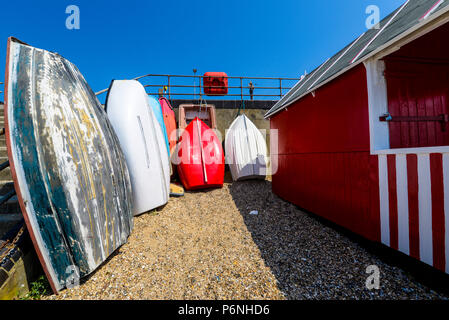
169 99 274 146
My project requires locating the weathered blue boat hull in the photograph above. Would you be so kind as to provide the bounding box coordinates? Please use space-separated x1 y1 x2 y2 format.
4 38 134 293
148 96 170 157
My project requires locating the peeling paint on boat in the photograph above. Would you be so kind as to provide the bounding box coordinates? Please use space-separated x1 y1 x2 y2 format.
4 38 133 293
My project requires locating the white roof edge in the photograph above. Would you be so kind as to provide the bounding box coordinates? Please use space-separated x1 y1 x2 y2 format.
265 4 449 119
280 58 330 107
350 0 411 64
267 58 330 116
267 72 307 112
308 33 366 91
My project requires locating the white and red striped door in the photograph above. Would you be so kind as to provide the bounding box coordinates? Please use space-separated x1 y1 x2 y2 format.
378 152 449 273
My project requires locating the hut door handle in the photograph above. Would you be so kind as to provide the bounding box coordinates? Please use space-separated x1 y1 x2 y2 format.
379 113 449 132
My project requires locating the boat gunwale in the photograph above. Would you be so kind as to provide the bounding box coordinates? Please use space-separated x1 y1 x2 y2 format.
3 37 60 294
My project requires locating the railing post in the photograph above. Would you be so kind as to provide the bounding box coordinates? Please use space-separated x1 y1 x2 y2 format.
168 75 171 100
240 78 243 101
279 79 282 98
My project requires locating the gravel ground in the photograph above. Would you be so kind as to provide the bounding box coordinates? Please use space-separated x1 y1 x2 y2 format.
45 180 449 300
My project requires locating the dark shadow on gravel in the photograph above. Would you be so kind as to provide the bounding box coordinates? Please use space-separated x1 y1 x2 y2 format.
229 180 449 300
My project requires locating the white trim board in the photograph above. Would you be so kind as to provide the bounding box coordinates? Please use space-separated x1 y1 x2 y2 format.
373 146 449 155
364 59 390 154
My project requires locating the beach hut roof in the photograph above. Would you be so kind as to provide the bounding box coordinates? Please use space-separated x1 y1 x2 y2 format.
265 0 449 119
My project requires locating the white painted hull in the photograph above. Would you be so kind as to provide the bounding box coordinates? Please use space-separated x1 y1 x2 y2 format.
225 115 268 181
106 80 170 215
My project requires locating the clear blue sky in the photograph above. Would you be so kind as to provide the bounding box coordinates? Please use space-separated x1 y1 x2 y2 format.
0 0 404 99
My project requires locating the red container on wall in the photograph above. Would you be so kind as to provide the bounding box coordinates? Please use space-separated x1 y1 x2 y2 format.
203 72 228 96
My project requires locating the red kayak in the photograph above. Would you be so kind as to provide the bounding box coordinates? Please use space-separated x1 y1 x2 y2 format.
159 97 177 153
176 117 224 190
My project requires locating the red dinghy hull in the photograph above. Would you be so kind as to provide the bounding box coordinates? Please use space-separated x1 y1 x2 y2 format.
159 97 177 153
177 118 224 190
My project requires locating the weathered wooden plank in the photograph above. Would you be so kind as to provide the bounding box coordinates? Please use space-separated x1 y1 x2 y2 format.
4 37 133 293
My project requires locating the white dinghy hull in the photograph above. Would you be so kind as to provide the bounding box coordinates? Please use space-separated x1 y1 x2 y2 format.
106 80 170 215
225 115 268 181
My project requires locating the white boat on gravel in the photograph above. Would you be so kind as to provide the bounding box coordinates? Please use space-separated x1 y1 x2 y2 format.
106 80 170 215
225 114 268 181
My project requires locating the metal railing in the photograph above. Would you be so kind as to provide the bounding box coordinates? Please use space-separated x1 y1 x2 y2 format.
96 74 299 101
1 75 300 100
0 76 299 101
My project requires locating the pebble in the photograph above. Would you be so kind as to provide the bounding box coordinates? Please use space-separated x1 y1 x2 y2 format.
45 180 449 300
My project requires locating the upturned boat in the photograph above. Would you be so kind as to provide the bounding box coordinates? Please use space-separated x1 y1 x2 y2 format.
176 117 224 190
4 37 133 293
148 95 170 158
106 80 170 215
178 104 217 130
159 97 177 153
225 115 268 181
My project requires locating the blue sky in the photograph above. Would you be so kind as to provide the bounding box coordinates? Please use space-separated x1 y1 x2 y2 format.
0 0 404 100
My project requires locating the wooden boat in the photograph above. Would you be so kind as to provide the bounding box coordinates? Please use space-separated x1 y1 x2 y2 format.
4 37 134 293
148 95 170 158
225 115 268 181
178 104 217 130
106 80 170 215
159 97 177 153
176 117 224 190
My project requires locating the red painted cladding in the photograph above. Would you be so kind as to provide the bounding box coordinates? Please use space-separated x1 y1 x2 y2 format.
429 154 446 271
271 65 370 155
384 60 449 148
387 155 399 250
406 154 420 260
384 22 449 149
271 65 380 241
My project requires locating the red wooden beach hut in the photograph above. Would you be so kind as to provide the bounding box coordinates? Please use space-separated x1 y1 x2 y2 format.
265 0 449 274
